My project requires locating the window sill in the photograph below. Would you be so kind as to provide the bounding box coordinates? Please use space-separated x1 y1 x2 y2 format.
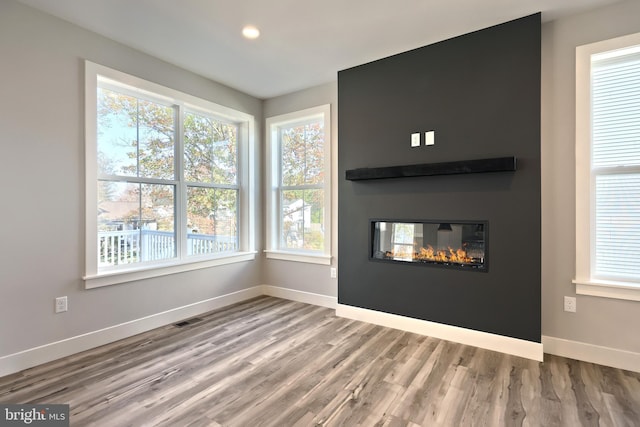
84 251 257 289
573 278 640 302
264 250 332 265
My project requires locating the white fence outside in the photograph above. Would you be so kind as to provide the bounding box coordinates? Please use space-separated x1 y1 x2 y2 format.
98 229 238 266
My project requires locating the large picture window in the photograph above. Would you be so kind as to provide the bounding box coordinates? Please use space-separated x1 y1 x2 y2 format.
85 62 255 288
575 33 640 301
266 105 331 264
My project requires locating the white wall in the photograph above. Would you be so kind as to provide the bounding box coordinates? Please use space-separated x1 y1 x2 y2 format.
0 0 262 359
262 83 338 298
541 0 640 353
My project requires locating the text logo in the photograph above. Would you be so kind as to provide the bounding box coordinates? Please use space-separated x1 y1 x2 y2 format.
1 404 69 426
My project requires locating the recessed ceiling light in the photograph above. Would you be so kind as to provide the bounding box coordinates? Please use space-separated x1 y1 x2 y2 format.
242 25 260 40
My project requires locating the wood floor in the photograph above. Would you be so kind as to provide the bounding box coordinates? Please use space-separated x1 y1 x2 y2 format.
1 297 639 426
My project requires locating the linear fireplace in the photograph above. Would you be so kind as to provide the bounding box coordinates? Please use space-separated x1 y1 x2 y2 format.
371 220 487 271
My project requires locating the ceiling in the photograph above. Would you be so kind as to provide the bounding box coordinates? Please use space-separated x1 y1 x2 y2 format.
17 0 621 99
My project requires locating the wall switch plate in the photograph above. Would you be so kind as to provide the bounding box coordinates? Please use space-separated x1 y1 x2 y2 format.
425 130 435 146
411 133 420 147
563 296 576 313
55 296 68 313
330 267 337 279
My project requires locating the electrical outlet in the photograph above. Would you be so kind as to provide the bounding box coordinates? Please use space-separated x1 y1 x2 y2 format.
410 133 420 147
330 267 337 279
55 296 68 313
564 296 576 313
425 130 435 146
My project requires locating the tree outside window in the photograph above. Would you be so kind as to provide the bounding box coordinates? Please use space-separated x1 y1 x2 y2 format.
266 105 331 261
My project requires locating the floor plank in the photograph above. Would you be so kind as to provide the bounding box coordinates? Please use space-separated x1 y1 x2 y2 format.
1 296 639 426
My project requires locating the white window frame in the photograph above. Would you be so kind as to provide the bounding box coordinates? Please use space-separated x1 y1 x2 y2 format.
574 32 640 302
265 105 332 265
84 61 256 288
391 223 416 262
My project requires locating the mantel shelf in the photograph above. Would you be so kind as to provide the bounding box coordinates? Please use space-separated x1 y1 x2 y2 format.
345 156 517 181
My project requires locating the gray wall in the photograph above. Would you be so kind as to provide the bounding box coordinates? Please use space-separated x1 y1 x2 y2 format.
337 14 541 343
2 0 639 362
0 0 262 358
541 0 640 353
262 83 338 297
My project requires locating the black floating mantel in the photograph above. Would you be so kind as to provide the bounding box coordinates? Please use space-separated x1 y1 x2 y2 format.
345 156 517 181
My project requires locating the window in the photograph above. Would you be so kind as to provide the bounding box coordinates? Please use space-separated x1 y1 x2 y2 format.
266 105 331 264
391 223 416 261
85 62 255 288
575 33 640 301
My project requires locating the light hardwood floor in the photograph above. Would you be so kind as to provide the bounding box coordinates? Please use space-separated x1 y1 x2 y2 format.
1 296 639 426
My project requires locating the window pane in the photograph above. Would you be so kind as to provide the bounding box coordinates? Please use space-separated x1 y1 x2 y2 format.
97 88 175 179
187 187 238 255
392 223 415 244
138 99 175 180
281 120 324 186
391 223 415 261
281 189 324 251
97 181 175 266
97 88 137 176
595 173 640 280
184 112 237 184
592 52 640 168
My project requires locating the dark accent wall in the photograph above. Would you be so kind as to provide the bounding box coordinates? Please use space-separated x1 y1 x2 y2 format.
337 14 541 342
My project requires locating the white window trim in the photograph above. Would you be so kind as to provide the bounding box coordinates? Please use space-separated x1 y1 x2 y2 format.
265 104 332 265
574 32 640 302
84 61 256 288
264 250 332 265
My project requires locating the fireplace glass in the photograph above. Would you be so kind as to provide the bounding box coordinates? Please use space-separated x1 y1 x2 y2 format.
371 220 487 271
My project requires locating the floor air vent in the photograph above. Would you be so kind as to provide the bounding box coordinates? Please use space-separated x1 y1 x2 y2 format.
174 317 203 327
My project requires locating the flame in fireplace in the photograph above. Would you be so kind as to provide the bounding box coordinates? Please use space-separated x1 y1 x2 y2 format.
386 244 474 264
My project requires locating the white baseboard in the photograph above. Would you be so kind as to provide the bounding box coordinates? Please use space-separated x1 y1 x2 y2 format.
336 303 544 361
0 286 263 378
5 284 637 378
542 335 640 373
261 285 337 309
